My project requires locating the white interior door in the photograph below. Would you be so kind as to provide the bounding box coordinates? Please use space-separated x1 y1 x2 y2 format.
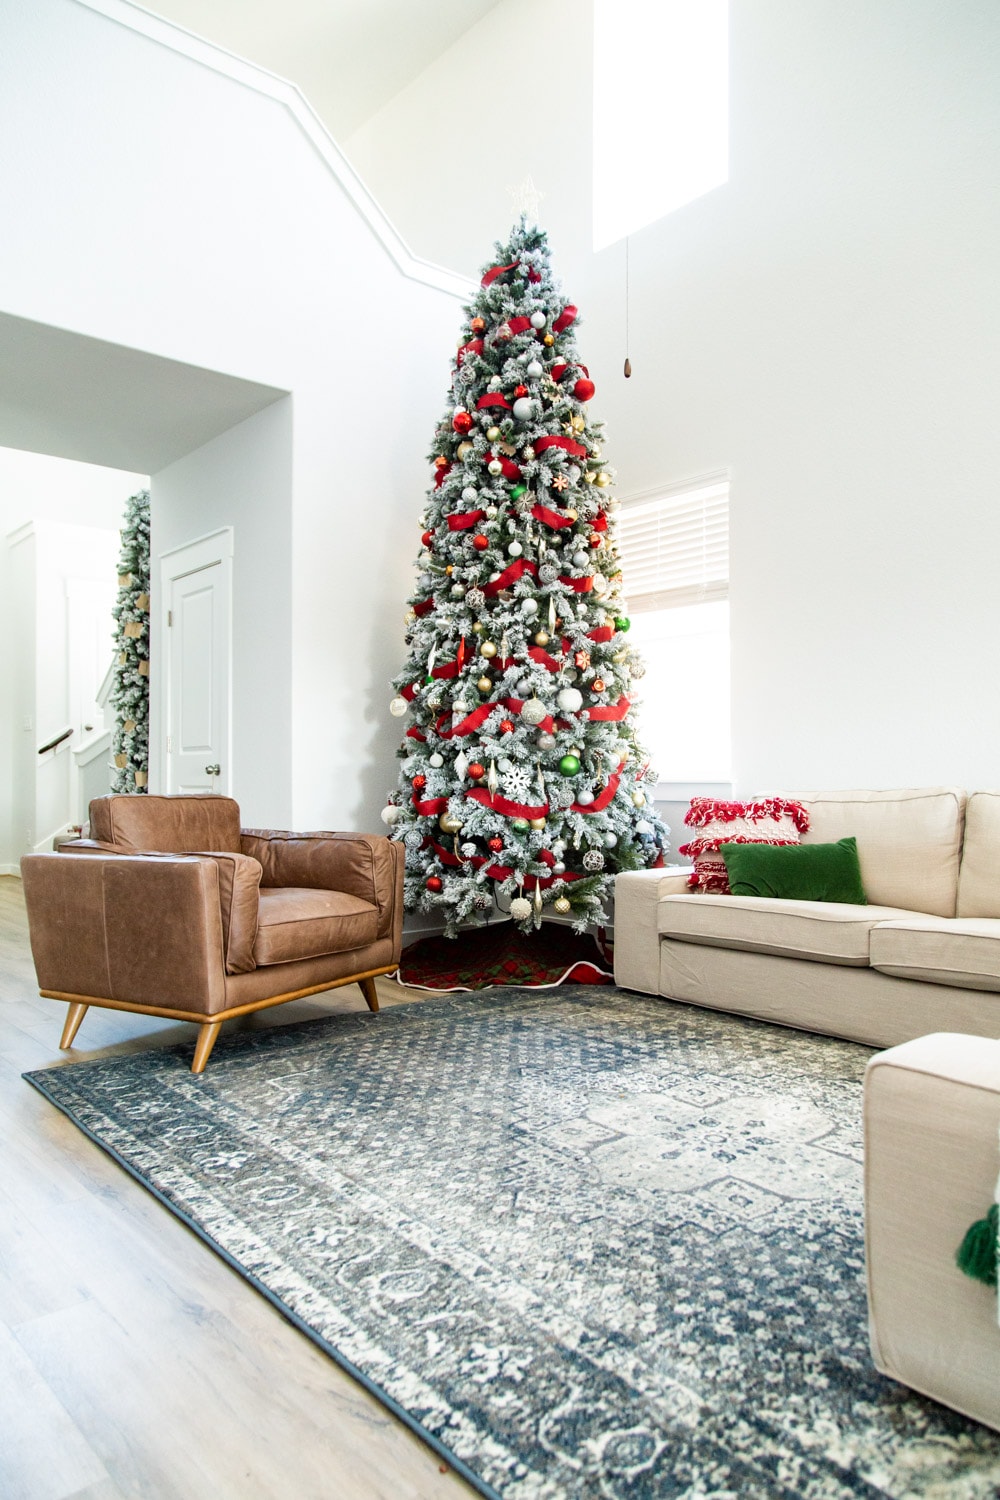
162 530 232 795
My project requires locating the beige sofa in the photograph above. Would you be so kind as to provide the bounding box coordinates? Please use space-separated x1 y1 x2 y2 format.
614 788 1000 1048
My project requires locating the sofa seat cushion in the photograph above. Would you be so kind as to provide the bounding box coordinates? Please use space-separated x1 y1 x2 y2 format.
657 893 922 966
253 887 379 966
870 918 1000 992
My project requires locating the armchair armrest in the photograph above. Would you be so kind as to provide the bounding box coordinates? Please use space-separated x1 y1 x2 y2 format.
241 829 403 942
20 852 229 1014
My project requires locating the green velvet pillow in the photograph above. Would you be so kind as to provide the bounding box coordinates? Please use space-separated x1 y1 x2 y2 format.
719 837 867 904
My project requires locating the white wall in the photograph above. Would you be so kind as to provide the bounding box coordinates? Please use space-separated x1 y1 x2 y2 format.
346 0 1000 794
1 0 469 833
152 400 293 825
0 446 144 869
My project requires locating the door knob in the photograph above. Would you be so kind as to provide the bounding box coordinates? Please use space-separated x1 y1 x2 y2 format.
205 763 221 776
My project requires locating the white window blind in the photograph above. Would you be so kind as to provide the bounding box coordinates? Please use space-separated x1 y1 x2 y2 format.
617 478 729 613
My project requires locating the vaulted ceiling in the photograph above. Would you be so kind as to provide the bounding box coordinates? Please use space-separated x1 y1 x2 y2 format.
146 0 503 138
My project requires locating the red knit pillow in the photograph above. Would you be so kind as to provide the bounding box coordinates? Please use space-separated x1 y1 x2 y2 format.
678 797 810 893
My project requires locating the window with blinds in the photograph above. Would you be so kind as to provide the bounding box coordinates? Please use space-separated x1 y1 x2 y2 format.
616 477 729 613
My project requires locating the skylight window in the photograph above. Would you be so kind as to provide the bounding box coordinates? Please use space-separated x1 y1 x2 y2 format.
593 0 729 251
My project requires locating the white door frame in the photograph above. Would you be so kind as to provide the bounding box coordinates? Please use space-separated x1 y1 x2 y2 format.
158 527 234 796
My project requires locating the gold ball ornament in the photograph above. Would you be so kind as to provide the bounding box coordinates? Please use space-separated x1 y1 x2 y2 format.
565 508 578 521
543 333 555 345
529 817 546 830
457 441 474 459
553 896 572 914
438 812 463 834
571 415 586 433
595 472 611 488
480 640 498 658
534 630 550 646
477 676 492 694
632 791 647 807
486 426 501 442
445 564 454 575
472 622 484 634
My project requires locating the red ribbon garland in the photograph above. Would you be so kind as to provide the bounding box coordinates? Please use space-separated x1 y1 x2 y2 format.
405 726 426 741
483 454 522 482
481 259 519 287
506 315 532 335
447 509 485 531
570 762 625 815
413 597 434 617
435 702 495 740
433 462 452 489
425 839 581 888
456 338 483 367
483 558 538 596
560 574 594 593
527 645 562 672
534 435 588 460
412 793 449 816
552 304 578 334
585 695 631 722
465 787 549 820
477 393 512 411
592 511 608 533
531 501 576 530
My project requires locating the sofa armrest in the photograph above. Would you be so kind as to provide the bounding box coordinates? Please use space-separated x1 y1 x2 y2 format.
241 829 404 943
20 852 228 1015
59 838 122 854
613 867 696 993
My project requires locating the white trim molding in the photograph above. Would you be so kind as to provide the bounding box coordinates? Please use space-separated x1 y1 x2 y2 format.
75 0 476 303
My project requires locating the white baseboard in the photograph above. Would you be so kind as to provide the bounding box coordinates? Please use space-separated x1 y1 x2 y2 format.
0 865 21 878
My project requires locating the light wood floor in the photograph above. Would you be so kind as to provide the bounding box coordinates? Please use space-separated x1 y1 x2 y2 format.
0 876 476 1500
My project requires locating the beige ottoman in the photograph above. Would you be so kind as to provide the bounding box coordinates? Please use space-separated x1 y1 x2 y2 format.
864 1033 1000 1430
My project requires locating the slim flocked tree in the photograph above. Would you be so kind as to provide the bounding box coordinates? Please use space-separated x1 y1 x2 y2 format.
383 222 670 936
110 488 150 793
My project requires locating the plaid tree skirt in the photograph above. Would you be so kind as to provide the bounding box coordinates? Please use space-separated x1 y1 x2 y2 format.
398 920 613 991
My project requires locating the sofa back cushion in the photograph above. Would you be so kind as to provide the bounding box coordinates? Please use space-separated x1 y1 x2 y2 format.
777 788 966 918
957 791 1000 918
89 794 242 853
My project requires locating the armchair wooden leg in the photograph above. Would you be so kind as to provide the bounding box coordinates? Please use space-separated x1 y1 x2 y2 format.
358 976 380 1013
191 1020 223 1074
60 1001 90 1050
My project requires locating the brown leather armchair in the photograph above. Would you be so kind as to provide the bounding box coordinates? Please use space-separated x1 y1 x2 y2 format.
20 794 404 1072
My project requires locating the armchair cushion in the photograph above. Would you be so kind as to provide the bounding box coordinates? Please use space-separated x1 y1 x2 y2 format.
241 829 400 940
189 851 261 975
89 794 242 853
253 887 380 966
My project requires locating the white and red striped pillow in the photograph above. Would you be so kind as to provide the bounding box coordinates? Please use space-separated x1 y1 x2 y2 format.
679 797 810 893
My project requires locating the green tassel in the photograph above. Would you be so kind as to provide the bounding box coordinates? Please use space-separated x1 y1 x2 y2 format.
956 1203 998 1287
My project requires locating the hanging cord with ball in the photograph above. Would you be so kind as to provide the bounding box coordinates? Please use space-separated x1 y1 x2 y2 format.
623 236 632 378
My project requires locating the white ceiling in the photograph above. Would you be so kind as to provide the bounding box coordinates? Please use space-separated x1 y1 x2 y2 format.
145 0 504 139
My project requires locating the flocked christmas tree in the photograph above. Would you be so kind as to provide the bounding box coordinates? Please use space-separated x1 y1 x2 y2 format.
110 488 151 793
383 221 670 937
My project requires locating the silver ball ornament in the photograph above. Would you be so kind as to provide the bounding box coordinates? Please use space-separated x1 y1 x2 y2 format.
512 397 534 422
530 312 547 330
380 804 402 826
520 598 539 617
526 360 543 378
520 698 547 726
508 540 523 557
537 731 556 751
557 687 583 712
576 788 596 806
635 820 654 835
604 832 618 848
428 753 444 768
462 486 478 502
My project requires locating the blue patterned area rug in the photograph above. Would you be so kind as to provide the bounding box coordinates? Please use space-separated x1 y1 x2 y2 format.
23 989 1000 1498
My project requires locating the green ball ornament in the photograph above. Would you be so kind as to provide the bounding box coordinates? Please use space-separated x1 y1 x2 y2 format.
510 817 530 832
614 616 631 632
510 483 527 500
559 754 581 777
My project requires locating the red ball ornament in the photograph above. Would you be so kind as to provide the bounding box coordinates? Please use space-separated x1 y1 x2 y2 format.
488 837 504 853
514 385 529 398
421 529 433 547
467 762 486 780
426 876 443 892
412 774 427 791
499 718 515 734
472 534 489 552
573 378 596 402
452 410 473 434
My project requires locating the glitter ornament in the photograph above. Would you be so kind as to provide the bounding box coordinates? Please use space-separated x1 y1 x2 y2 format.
411 774 426 791
380 804 401 825
576 788 595 806
553 896 571 914
389 696 409 717
467 762 486 780
520 698 547 726
557 687 583 712
510 896 532 920
462 486 478 502
488 837 504 853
